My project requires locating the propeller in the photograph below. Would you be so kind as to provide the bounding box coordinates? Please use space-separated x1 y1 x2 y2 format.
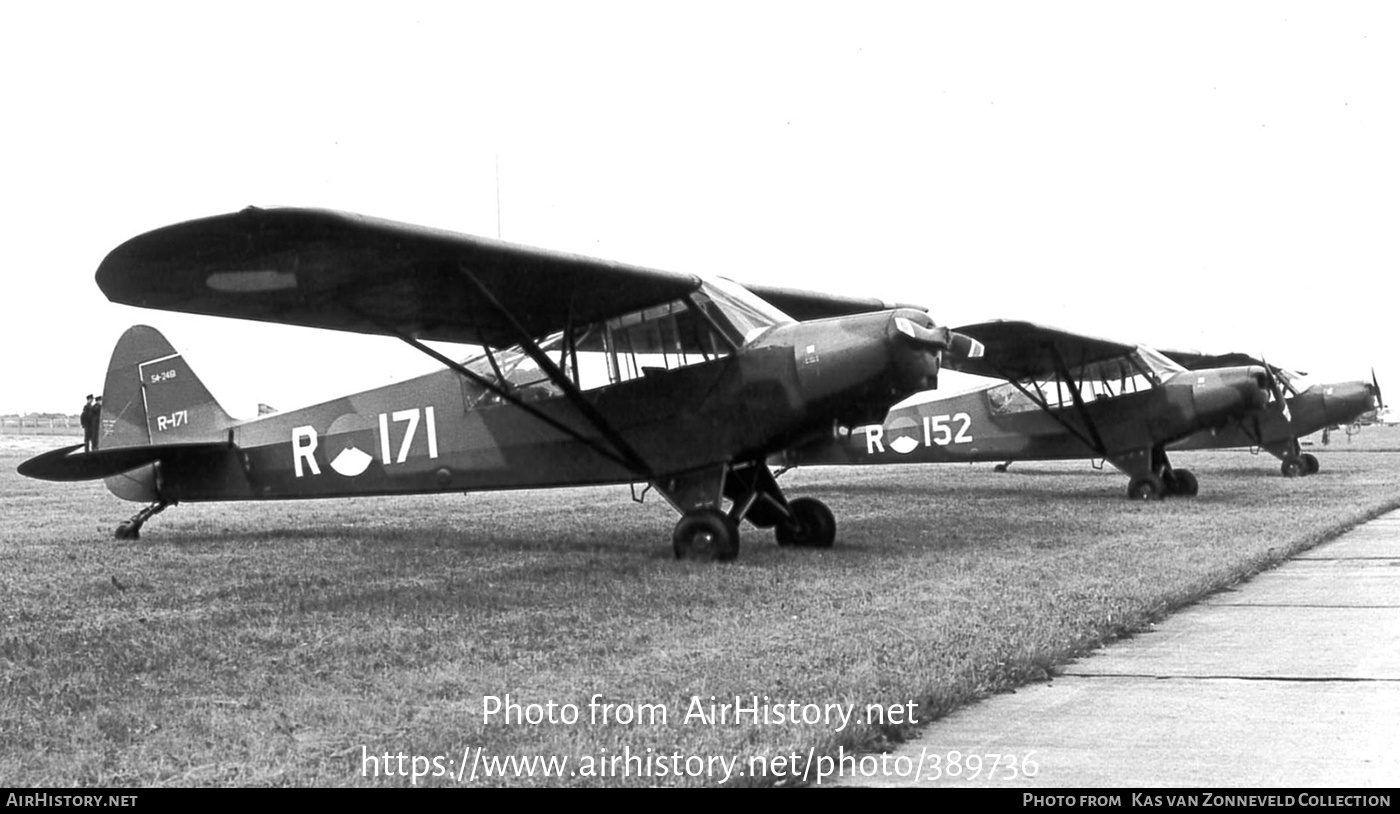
1372 367 1385 410
892 319 985 360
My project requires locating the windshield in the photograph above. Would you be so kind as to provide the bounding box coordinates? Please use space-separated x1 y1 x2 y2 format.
1135 345 1187 379
708 277 795 342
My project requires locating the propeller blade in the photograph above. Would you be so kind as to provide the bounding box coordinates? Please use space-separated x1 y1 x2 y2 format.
1372 367 1385 409
892 322 984 360
892 317 950 352
949 331 985 361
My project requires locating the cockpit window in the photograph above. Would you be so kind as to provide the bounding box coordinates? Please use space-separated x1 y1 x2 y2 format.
985 346 1178 416
455 277 792 407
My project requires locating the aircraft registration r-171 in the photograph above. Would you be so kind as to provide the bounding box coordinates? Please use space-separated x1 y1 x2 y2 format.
19 207 982 561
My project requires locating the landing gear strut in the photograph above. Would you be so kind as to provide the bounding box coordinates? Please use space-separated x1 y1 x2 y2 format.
115 500 171 540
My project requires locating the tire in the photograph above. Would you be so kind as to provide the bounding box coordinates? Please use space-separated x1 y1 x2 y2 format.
1280 458 1304 478
1301 453 1319 475
672 509 740 562
1171 469 1199 497
775 497 836 548
1127 474 1165 500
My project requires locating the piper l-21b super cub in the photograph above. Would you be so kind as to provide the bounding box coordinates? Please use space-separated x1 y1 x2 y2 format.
782 321 1272 499
1163 352 1384 477
19 207 982 561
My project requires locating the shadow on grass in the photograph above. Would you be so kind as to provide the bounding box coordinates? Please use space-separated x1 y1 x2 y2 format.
804 479 1127 502
156 523 665 554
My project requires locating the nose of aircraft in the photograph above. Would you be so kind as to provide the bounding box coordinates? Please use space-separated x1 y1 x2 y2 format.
1324 379 1381 425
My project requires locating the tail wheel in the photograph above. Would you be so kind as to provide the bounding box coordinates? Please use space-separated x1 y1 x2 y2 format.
672 509 740 562
775 497 836 548
1127 474 1165 500
1170 469 1199 497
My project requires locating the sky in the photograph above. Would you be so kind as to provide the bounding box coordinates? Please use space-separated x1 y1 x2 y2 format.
2 1 1396 417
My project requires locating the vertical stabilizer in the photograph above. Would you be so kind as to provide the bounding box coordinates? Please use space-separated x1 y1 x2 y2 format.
100 325 235 501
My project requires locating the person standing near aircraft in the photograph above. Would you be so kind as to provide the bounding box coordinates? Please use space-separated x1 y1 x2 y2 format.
80 394 95 452
91 396 102 450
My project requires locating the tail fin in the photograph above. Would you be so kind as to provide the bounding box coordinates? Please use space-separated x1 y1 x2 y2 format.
100 325 235 449
101 325 236 501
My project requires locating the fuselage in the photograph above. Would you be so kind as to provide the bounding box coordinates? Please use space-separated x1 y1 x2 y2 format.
92 289 948 505
1169 380 1379 451
785 365 1269 470
169 312 938 501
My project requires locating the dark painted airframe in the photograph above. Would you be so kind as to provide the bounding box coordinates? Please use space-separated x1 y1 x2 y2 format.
1162 352 1383 477
782 321 1273 499
18 207 983 562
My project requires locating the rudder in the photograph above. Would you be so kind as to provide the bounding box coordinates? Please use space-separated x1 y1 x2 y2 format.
100 325 235 501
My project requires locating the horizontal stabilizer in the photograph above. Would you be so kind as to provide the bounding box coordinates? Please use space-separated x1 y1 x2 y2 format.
17 442 236 482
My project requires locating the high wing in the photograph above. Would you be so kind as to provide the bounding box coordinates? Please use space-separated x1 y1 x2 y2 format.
740 283 920 321
945 320 1144 381
96 207 704 348
1162 350 1271 371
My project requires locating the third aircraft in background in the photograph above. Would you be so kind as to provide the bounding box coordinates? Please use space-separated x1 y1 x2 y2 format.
1161 352 1384 477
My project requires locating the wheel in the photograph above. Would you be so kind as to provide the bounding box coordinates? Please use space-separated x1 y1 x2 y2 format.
672 509 739 562
993 463 1009 473
1280 457 1304 478
1127 474 1165 500
114 522 140 541
1301 453 1319 475
775 497 837 548
1170 469 1199 497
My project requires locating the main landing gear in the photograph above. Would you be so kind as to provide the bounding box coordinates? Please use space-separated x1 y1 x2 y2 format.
1119 447 1198 501
1280 453 1320 478
663 463 836 562
114 500 172 540
1273 443 1320 478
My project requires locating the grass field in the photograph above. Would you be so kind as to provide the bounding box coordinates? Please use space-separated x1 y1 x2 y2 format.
2 427 1399 787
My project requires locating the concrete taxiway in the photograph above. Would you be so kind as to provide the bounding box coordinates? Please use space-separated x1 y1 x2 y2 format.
827 509 1400 787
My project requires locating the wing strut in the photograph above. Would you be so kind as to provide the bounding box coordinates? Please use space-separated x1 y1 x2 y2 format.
455 264 657 479
992 346 1109 458
387 330 647 474
1050 344 1110 457
340 301 649 476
